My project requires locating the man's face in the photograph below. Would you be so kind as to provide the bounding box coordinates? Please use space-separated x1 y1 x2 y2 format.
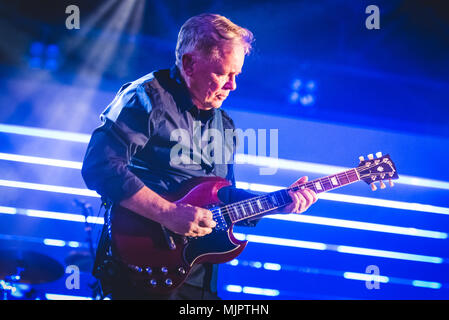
183 43 245 110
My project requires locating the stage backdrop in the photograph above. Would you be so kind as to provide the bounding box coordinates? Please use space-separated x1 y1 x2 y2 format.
0 75 447 299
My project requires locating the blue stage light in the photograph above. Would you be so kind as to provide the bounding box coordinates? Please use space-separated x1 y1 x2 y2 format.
299 93 315 106
29 42 44 57
412 280 442 289
289 78 316 106
44 59 59 71
306 80 316 91
28 57 42 69
46 44 60 59
43 238 66 247
291 79 302 90
289 91 299 103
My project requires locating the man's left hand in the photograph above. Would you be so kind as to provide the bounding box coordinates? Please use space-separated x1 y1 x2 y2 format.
277 176 318 214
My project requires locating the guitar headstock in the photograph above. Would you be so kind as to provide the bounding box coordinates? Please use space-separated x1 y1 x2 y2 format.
357 152 399 191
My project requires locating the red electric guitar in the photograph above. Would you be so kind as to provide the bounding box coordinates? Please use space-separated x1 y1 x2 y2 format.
110 153 398 294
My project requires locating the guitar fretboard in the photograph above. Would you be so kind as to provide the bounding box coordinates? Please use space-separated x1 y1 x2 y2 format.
220 168 360 223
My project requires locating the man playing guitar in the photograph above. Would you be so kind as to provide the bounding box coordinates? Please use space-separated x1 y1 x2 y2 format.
82 13 317 300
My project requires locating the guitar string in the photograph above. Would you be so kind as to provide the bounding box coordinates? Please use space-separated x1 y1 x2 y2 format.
214 169 360 221
211 160 394 223
216 169 360 221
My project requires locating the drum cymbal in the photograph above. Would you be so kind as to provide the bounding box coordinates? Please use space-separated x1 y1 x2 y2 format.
0 250 64 284
64 250 94 273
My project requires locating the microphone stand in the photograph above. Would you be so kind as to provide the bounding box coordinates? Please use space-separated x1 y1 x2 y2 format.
73 199 102 299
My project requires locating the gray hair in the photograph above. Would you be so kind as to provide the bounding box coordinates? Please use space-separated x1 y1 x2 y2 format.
175 13 254 70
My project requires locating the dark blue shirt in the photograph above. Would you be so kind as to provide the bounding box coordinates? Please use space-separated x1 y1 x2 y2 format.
82 65 257 294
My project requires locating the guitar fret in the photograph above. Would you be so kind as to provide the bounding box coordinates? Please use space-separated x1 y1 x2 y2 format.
247 202 254 214
270 194 278 206
338 173 349 185
256 199 263 210
277 191 287 206
233 205 240 219
330 175 340 187
281 190 290 204
327 176 335 190
280 191 290 205
261 196 272 210
321 177 333 191
273 192 284 207
240 204 247 216
348 169 359 182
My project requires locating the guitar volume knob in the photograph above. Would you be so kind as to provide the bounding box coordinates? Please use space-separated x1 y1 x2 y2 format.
161 267 168 274
178 267 186 275
165 278 173 287
130 265 142 273
149 279 157 287
145 267 152 275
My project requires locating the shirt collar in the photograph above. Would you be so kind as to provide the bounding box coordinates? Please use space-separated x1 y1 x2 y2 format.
169 65 216 121
169 65 195 113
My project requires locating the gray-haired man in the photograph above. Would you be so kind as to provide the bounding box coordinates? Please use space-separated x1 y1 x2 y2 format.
82 13 317 300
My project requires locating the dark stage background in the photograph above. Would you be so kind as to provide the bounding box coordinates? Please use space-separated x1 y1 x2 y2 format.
0 0 448 300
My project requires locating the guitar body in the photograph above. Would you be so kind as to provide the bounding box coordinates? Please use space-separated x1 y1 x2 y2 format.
110 176 247 294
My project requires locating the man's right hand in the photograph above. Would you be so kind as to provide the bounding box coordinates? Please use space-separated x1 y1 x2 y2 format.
160 203 217 237
120 186 216 238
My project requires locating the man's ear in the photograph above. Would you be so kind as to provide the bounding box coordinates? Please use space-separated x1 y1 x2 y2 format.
182 53 195 77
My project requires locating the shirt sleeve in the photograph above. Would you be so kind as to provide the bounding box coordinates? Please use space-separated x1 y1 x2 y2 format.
81 83 152 203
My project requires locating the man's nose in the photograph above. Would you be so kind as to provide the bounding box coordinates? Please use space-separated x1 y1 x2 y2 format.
223 75 237 91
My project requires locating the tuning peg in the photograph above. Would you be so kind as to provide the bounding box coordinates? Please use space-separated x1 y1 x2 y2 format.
389 179 394 187
379 181 386 189
359 156 365 162
370 183 377 191
376 152 382 158
367 154 374 160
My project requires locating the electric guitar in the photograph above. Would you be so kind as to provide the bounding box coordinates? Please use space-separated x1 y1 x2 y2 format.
110 153 399 294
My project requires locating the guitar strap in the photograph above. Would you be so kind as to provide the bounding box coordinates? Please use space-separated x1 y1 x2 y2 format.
91 197 115 298
209 109 229 179
202 109 227 294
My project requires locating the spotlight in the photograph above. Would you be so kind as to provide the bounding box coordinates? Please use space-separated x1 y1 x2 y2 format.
289 77 317 106
44 59 59 71
289 91 300 103
28 57 42 69
27 42 60 71
29 42 44 57
299 94 315 106
291 79 302 91
46 44 60 59
306 80 316 91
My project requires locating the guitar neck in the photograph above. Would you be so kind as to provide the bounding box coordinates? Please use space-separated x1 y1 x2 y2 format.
223 167 361 224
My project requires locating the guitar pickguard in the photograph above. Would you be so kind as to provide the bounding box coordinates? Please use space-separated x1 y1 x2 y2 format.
183 228 242 266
